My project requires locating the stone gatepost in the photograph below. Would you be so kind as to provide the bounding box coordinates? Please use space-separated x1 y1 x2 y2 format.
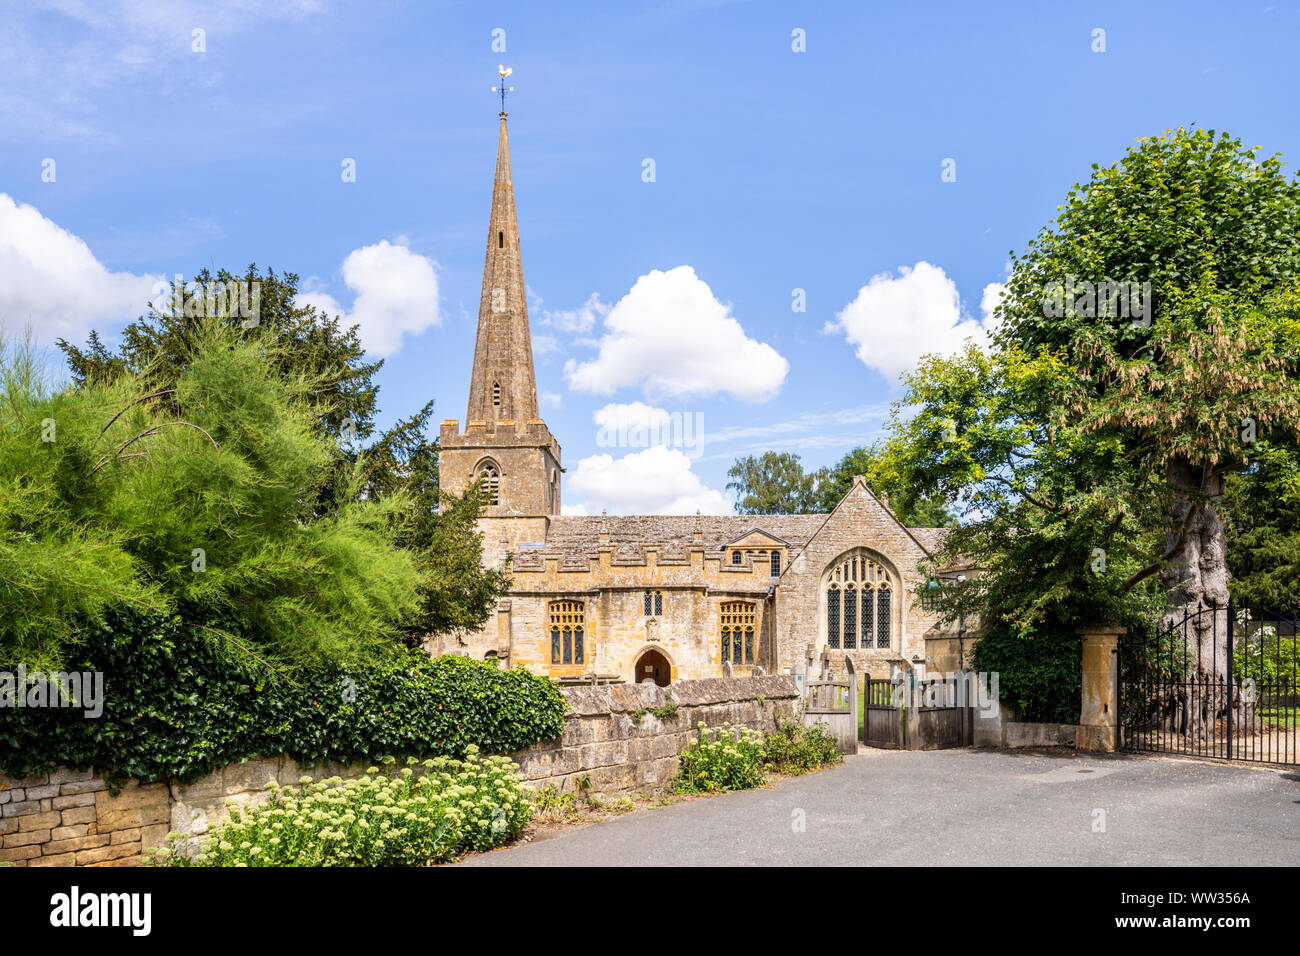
1075 624 1125 752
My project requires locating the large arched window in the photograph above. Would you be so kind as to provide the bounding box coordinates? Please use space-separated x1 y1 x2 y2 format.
476 460 500 506
719 601 756 665
549 600 585 665
823 550 894 650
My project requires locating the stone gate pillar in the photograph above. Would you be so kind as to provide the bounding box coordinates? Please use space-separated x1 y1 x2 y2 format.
1076 624 1125 752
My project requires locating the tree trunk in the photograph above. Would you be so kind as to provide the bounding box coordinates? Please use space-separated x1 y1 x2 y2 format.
1160 458 1231 742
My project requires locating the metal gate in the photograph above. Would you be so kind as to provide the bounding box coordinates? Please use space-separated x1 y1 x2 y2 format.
1119 601 1299 765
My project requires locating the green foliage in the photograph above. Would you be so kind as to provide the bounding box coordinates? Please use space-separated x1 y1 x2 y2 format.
890 128 1300 665
0 611 565 785
969 625 1084 724
55 266 509 644
761 718 842 775
815 443 955 525
1233 632 1300 687
152 752 530 866
2 320 422 670
726 452 823 514
1224 441 1300 608
673 723 767 793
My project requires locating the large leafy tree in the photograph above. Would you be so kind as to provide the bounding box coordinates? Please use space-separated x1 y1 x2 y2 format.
893 128 1300 722
2 321 421 670
57 266 508 639
726 452 824 514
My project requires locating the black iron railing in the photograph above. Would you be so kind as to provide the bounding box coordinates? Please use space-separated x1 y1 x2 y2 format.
1119 600 1299 765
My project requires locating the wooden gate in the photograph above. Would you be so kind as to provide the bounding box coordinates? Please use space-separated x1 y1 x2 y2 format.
803 680 858 753
862 678 904 749
860 676 974 750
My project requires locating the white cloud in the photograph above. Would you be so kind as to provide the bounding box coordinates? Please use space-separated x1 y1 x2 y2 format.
0 193 161 344
566 446 732 515
826 261 1002 384
295 239 439 357
542 292 609 334
593 401 674 436
564 265 788 402
541 390 564 410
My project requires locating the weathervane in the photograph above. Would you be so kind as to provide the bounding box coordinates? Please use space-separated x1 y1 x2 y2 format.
492 64 514 115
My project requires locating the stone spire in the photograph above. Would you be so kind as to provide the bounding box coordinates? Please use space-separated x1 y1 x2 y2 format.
466 107 539 425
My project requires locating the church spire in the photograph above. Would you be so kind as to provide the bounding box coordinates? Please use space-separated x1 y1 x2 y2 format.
466 68 539 425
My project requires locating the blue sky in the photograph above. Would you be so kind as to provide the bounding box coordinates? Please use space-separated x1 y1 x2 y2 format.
2 0 1298 514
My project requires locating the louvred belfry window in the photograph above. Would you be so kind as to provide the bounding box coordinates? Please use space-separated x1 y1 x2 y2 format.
477 462 500 506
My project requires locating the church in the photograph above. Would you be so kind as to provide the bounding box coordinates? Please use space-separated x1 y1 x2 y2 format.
430 105 965 685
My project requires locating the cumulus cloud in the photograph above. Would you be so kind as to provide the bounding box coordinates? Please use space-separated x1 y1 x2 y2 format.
565 446 732 515
825 261 1003 384
0 193 161 344
593 401 674 436
564 265 788 402
295 239 439 357
541 292 609 334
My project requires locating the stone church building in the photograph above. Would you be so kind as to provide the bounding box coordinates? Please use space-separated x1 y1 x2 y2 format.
431 110 962 685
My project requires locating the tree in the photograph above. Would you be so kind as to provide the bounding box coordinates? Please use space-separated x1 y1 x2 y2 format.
726 452 825 514
815 444 955 526
57 266 508 640
992 128 1300 638
888 127 1300 733
2 320 422 671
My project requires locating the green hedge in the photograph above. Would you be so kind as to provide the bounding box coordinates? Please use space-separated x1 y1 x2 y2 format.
0 612 565 785
969 626 1083 724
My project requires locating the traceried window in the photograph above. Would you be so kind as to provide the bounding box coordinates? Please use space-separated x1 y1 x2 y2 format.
823 551 894 651
477 461 500 506
643 590 663 616
731 550 743 565
719 601 756 665
549 600 585 665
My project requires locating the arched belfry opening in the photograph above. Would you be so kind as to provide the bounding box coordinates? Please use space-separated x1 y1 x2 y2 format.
476 459 501 506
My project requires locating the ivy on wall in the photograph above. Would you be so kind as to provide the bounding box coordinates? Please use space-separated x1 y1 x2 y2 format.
0 612 565 786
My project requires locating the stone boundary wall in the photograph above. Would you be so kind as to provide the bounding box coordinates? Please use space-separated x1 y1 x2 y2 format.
513 675 801 798
0 675 798 867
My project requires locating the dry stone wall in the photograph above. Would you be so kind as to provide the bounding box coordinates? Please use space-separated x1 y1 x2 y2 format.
0 675 798 867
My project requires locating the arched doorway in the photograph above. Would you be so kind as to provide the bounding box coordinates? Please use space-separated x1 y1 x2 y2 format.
633 648 671 687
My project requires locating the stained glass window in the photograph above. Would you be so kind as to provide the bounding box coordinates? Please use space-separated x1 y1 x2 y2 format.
822 551 895 653
843 585 858 649
549 601 586 665
720 601 756 664
877 588 891 649
827 587 841 649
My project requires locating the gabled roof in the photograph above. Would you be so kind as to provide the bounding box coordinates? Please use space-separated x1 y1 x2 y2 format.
717 527 792 550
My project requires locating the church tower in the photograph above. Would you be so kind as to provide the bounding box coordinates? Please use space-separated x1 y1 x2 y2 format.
440 82 562 536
